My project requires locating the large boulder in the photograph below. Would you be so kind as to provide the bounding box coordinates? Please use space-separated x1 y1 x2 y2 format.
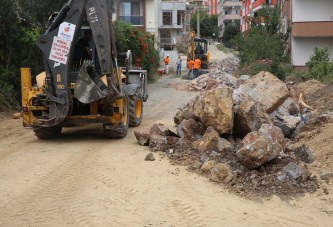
174 99 195 125
191 126 226 153
134 128 150 146
176 118 206 147
192 86 234 135
271 115 301 137
233 71 289 113
236 135 282 169
258 124 287 151
233 96 273 138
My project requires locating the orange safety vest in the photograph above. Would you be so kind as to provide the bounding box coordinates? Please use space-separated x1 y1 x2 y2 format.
163 57 169 65
187 60 194 69
194 58 201 69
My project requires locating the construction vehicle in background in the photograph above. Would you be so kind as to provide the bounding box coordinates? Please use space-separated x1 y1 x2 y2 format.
187 31 210 69
21 0 148 139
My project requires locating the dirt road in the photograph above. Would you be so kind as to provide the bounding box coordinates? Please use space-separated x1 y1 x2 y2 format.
0 48 332 226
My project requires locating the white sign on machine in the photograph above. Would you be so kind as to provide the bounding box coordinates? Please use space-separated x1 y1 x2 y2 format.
49 22 76 65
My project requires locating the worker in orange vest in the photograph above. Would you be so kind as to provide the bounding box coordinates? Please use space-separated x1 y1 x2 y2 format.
187 58 194 79
193 56 201 79
163 55 170 74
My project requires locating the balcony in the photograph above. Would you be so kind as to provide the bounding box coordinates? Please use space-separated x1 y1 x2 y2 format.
222 14 241 21
292 21 333 37
222 1 242 8
119 16 144 26
252 0 274 9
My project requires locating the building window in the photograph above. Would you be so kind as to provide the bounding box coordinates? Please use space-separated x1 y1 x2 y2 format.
163 12 172 26
120 1 143 25
177 10 184 26
177 10 185 25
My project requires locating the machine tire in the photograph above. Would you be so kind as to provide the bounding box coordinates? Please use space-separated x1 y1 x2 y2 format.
129 89 143 127
34 125 62 139
103 94 129 139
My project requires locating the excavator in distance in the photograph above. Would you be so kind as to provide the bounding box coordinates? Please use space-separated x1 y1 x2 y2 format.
21 0 148 139
187 31 210 69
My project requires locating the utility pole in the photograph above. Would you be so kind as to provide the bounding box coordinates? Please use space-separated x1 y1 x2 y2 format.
197 9 200 38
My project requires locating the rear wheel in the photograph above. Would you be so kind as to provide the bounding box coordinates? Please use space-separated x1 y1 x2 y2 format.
34 125 62 139
103 94 129 139
129 89 143 127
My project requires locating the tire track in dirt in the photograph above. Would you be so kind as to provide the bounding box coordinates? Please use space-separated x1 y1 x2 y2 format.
0 147 100 226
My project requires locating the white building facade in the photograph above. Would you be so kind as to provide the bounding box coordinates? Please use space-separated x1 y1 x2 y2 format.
291 0 333 66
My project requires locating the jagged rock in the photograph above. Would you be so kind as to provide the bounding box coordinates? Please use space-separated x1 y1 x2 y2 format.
150 123 169 136
236 131 261 151
282 163 305 180
134 128 150 146
145 153 155 161
293 144 314 164
320 172 333 181
276 97 300 116
219 138 233 153
192 126 226 153
174 99 195 125
210 163 234 183
233 71 289 113
176 118 206 147
201 160 216 172
236 134 282 169
272 115 301 137
234 97 273 138
193 86 234 135
149 134 168 152
235 75 250 87
258 124 287 151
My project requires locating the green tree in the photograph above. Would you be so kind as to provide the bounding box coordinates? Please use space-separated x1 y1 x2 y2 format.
223 23 240 42
190 10 218 38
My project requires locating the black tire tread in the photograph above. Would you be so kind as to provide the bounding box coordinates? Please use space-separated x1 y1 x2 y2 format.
128 90 143 127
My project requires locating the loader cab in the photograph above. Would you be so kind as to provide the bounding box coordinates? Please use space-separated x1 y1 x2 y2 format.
194 38 208 55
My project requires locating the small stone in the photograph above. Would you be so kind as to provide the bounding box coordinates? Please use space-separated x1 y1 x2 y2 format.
294 144 314 164
210 151 220 157
200 154 210 163
282 163 304 180
320 172 333 181
168 149 174 154
201 160 216 172
191 160 202 169
12 112 21 119
145 153 155 161
277 173 287 181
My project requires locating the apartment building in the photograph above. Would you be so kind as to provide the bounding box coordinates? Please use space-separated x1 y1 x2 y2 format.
116 0 186 49
158 0 186 49
287 0 333 66
218 0 242 39
115 0 159 37
206 0 219 15
241 0 277 31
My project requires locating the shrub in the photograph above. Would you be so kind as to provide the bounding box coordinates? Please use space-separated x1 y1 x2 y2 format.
304 47 333 83
114 20 160 78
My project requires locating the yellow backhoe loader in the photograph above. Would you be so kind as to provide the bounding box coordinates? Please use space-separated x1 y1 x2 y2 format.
21 0 148 139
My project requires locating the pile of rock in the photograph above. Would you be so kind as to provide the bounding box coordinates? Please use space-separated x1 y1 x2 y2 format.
135 71 320 197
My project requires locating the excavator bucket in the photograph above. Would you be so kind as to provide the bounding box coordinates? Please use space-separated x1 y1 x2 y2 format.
74 61 107 104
